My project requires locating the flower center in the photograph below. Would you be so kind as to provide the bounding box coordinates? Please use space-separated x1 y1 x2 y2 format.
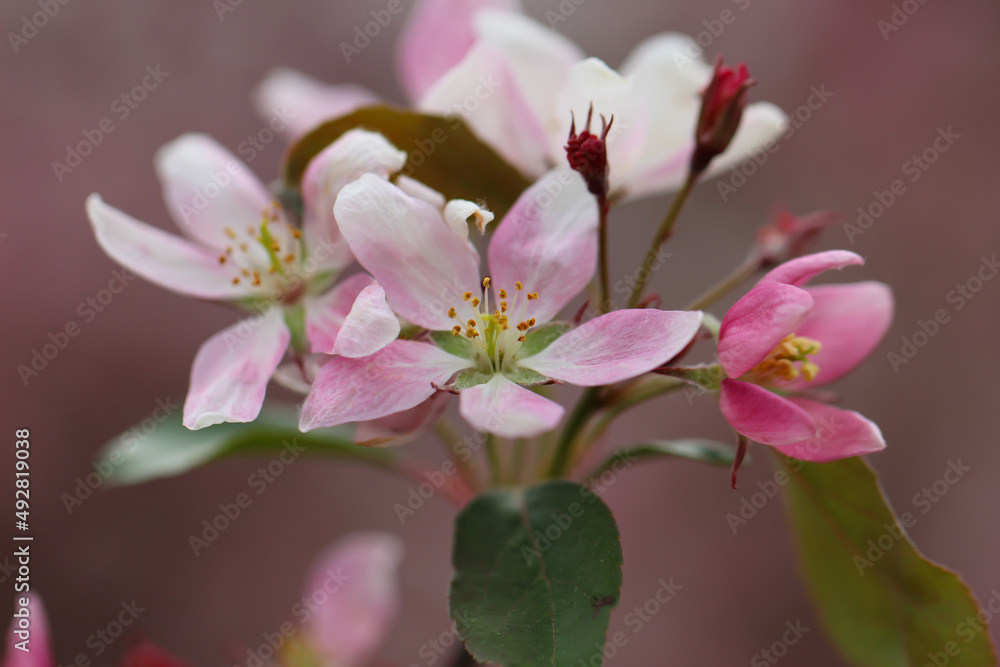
747 333 822 385
217 201 307 299
448 277 539 373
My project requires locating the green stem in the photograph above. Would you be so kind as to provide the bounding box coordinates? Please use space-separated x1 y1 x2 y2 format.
485 434 505 485
627 173 698 308
684 256 762 311
596 195 611 313
546 387 603 478
434 420 481 492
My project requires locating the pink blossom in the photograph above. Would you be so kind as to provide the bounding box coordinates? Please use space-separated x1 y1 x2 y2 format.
717 250 894 461
87 130 405 429
300 169 703 439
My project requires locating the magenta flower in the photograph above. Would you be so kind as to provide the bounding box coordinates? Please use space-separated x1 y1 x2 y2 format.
86 130 405 429
300 169 703 438
3 594 52 667
717 250 894 461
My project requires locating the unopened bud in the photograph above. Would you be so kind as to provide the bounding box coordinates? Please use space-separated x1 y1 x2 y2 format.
565 104 613 198
690 58 755 175
751 208 840 267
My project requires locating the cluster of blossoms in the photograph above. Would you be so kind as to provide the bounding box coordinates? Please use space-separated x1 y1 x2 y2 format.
82 0 892 467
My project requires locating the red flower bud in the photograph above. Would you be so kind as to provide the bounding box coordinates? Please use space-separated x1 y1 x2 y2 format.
565 104 613 198
120 642 190 667
751 207 840 268
691 58 755 175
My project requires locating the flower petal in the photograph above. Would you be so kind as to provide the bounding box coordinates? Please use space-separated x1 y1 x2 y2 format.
301 129 408 274
488 168 598 324
792 282 894 388
397 0 521 102
419 41 551 176
718 282 814 378
458 374 564 438
701 102 788 179
183 309 290 429
773 399 886 461
300 340 472 430
4 594 53 667
396 175 446 209
444 199 494 239
333 175 481 330
304 273 374 355
86 194 255 300
759 249 864 287
253 68 379 140
719 379 817 446
521 309 703 386
303 532 404 667
333 283 401 358
154 133 273 250
355 393 450 447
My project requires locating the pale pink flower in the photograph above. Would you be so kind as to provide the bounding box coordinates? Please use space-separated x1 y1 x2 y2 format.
300 532 404 667
86 130 405 429
716 250 894 461
418 9 787 200
300 169 703 439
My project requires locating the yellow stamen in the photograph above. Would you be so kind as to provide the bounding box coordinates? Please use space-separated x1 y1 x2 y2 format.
748 334 823 385
448 307 457 318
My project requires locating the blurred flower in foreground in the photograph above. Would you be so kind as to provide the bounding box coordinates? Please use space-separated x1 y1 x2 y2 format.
300 169 703 438
717 251 894 461
3 594 187 667
86 130 404 429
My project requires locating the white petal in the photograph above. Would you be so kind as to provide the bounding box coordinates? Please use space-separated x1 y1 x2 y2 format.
395 175 446 209
333 283 401 358
254 68 379 140
458 374 564 438
444 199 494 239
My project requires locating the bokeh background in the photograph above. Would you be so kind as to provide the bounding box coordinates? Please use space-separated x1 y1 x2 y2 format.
3 0 999 665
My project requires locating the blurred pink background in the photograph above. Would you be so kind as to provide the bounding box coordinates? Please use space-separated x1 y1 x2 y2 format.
2 0 999 665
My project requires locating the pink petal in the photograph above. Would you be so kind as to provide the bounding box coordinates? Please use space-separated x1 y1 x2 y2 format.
718 282 814 378
758 250 864 287
355 393 450 447
303 532 404 667
419 41 551 177
488 168 598 324
521 309 703 386
333 283 401 358
304 273 374 355
86 194 256 300
396 0 521 103
300 129 408 274
333 175 481 331
790 282 894 388
183 310 290 429
773 399 886 461
458 374 564 438
253 68 379 140
154 133 273 250
718 379 817 446
396 175 446 209
4 594 54 667
300 340 472 431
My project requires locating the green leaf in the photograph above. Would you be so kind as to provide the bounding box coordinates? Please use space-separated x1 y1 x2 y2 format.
431 330 477 360
98 407 397 486
516 322 573 359
450 481 623 667
776 455 997 667
584 439 740 481
283 105 532 219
